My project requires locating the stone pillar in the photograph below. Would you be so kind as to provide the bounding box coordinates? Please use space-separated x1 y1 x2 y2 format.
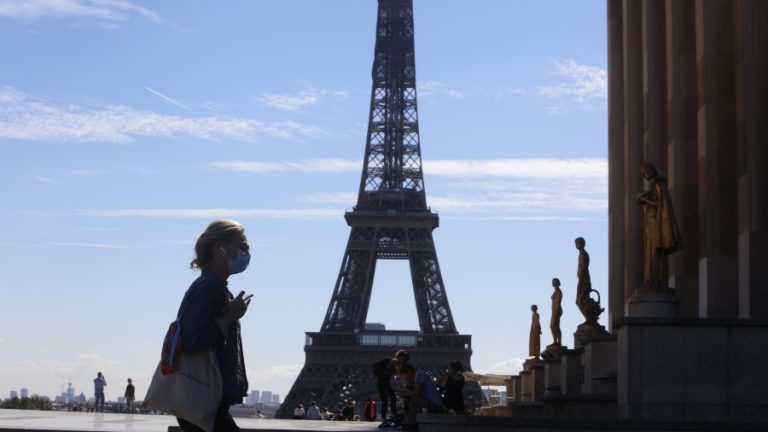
642 0 668 166
544 358 562 394
505 375 522 403
582 338 618 395
608 0 626 327
626 0 680 317
734 1 768 319
622 0 645 313
560 349 582 395
520 358 545 401
695 0 739 318
610 0 766 322
665 0 699 318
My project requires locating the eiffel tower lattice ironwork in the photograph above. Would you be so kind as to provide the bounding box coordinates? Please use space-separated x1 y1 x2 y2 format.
277 0 474 418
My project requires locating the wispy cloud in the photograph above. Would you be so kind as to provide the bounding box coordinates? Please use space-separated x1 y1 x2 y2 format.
31 175 59 184
212 157 606 179
484 357 526 374
425 158 605 179
537 59 607 113
0 0 163 23
68 169 107 176
249 364 302 381
419 81 465 99
145 86 191 111
429 182 606 216
48 242 136 249
302 192 357 205
210 159 360 174
24 157 607 222
488 86 529 101
0 87 332 143
246 364 302 396
210 157 607 219
258 87 349 112
33 208 343 220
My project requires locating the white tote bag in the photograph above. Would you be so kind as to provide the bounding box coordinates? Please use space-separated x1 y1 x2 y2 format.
143 321 223 432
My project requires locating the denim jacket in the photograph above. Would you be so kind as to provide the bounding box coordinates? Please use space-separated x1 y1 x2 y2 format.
176 269 248 400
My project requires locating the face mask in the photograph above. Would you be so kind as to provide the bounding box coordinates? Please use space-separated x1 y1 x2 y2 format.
221 246 251 275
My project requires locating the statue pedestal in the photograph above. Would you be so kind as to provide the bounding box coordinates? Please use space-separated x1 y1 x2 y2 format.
542 343 567 359
574 322 611 348
521 358 545 401
505 375 522 403
627 290 679 318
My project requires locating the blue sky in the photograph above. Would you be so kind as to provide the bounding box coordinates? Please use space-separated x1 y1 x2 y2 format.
0 0 607 400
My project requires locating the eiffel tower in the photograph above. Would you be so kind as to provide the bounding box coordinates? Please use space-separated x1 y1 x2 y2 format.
277 0 473 417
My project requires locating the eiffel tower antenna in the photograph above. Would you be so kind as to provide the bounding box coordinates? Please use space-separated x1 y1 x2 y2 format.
278 0 474 417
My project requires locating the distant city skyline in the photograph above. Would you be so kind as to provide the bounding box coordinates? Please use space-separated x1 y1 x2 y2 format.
1 0 608 400
5 384 282 407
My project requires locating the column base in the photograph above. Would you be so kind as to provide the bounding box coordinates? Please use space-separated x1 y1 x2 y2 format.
541 343 567 360
574 323 612 348
627 291 679 318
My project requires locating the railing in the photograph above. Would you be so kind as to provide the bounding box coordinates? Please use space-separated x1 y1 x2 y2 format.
305 331 471 351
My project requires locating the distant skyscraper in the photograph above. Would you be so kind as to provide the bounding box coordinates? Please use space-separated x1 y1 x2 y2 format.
260 391 272 405
272 394 279 404
66 382 75 403
10 391 17 399
247 390 260 405
20 388 28 398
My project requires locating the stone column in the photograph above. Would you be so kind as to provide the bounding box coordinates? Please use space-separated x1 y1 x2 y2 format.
622 0 645 313
665 0 699 318
695 0 739 318
626 0 679 317
641 0 667 166
734 0 768 319
608 0 626 326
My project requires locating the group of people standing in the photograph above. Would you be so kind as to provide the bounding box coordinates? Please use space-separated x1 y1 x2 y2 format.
91 373 135 413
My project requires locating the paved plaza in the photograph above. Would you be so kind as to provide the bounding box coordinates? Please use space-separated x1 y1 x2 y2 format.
0 410 381 432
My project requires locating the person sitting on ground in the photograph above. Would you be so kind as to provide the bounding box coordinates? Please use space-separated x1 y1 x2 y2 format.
341 400 355 421
306 401 321 420
292 404 305 419
398 364 443 430
320 406 332 420
363 397 377 421
437 361 466 414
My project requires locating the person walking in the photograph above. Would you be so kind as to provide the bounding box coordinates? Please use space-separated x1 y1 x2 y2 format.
124 378 135 413
175 220 254 432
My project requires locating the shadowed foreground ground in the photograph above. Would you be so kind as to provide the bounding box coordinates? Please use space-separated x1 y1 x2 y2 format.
0 409 380 432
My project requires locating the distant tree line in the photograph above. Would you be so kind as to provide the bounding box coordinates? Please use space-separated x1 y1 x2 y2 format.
1 396 53 411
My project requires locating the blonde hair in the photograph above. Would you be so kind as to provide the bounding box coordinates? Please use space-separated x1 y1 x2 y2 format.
190 220 245 270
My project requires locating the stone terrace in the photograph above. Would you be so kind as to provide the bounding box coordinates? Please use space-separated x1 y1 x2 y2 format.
0 410 380 432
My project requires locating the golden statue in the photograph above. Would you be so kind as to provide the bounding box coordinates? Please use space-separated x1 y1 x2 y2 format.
529 305 541 358
636 162 682 290
550 278 563 346
575 237 604 327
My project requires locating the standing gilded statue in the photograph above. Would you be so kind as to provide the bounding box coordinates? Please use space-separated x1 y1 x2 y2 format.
549 278 562 346
574 237 604 326
529 304 541 358
636 162 682 290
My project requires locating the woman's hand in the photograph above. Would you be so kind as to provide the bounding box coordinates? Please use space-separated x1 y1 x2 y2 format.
223 291 253 324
